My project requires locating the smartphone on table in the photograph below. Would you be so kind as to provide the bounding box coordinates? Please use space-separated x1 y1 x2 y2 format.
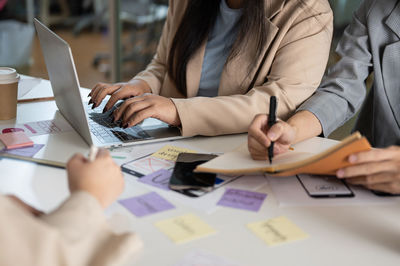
296 174 354 198
169 153 218 192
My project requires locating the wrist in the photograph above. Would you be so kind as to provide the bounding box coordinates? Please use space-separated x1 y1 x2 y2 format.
85 191 109 209
286 110 322 144
69 187 108 209
287 120 299 144
169 98 182 126
129 79 152 94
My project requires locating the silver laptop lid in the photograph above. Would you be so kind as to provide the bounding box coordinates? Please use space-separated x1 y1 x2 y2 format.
34 18 93 147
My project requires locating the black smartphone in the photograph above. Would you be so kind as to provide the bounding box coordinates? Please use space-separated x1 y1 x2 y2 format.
169 153 217 192
297 174 354 198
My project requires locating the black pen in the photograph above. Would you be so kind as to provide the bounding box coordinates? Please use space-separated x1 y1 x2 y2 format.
268 96 277 164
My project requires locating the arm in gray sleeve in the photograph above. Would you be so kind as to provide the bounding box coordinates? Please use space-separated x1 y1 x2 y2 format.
297 0 374 136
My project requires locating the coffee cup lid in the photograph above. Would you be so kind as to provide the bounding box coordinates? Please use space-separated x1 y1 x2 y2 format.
0 67 19 84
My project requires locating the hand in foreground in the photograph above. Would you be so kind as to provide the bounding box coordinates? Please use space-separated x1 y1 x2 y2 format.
248 114 296 160
112 94 181 128
88 80 152 112
66 149 124 208
336 146 400 194
6 195 44 216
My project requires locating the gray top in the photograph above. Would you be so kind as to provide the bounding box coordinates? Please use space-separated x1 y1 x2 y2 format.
297 0 400 147
197 0 242 97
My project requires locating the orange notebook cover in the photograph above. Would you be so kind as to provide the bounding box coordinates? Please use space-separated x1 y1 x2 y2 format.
195 132 371 176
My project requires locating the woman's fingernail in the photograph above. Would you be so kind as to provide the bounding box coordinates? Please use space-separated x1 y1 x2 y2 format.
88 99 92 105
336 169 345 178
102 107 108 114
268 132 276 140
349 155 357 163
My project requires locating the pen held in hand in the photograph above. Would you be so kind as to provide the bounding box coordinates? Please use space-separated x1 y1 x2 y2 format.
88 146 99 162
268 142 274 164
268 96 277 164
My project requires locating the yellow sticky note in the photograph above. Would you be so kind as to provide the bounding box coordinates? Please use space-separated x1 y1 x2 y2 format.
247 216 308 246
151 145 197 161
155 213 216 244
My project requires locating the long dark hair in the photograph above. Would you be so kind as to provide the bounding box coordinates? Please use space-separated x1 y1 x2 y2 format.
168 0 268 97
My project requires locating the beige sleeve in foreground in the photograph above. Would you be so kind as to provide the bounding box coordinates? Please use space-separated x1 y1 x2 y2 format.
0 192 141 266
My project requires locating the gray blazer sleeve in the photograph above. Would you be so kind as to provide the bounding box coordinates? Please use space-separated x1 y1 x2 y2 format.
297 0 374 136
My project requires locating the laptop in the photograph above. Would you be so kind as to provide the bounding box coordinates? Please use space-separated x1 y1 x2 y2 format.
34 18 184 148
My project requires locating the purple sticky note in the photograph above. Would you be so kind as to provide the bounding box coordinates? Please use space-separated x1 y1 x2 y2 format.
119 192 175 217
1 144 45 158
217 188 267 212
139 169 172 191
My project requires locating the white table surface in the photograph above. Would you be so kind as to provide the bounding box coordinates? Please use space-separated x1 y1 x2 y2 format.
1 78 400 266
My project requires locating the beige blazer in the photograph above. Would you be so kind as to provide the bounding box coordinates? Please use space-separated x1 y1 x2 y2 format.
0 192 141 266
134 0 333 137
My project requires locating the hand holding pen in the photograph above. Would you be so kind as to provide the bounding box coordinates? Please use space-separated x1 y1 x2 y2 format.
247 97 297 161
67 147 124 208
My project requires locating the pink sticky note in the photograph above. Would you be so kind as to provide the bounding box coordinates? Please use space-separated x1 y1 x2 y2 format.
0 132 34 150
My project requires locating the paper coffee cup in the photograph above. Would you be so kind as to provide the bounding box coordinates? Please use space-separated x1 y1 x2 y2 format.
0 67 20 120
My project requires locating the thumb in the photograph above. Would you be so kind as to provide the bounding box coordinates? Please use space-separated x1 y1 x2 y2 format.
267 121 294 145
95 148 110 159
267 122 284 142
67 153 87 169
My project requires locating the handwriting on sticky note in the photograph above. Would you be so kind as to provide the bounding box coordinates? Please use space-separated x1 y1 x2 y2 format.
247 216 308 246
217 188 267 212
151 145 197 161
119 192 175 217
139 169 172 191
155 214 216 244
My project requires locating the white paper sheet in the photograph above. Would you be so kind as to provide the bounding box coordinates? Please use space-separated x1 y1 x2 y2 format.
0 119 73 137
116 143 269 214
18 77 42 98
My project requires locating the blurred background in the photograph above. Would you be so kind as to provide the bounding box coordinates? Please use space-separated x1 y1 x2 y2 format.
0 0 363 138
0 0 168 87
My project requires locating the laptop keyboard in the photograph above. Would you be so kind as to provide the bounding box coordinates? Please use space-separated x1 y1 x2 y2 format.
85 101 151 144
